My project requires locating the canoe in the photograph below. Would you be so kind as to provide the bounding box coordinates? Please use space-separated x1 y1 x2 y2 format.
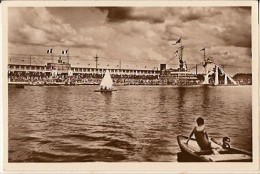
177 135 252 162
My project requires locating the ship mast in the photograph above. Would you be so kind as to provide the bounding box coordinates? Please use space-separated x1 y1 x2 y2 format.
171 37 187 71
178 39 186 71
178 45 184 71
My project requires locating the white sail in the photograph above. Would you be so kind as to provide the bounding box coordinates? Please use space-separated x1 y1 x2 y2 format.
100 70 113 89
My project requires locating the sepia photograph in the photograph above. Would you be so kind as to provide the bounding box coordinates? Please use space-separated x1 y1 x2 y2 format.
2 0 259 173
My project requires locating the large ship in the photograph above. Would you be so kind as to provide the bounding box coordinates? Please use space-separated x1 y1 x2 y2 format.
159 39 200 85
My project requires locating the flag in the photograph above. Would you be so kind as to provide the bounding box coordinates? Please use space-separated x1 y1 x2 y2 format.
173 37 182 45
47 48 53 54
62 50 68 54
200 48 206 51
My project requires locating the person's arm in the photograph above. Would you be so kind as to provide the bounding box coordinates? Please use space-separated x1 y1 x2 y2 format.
205 130 209 140
186 127 195 144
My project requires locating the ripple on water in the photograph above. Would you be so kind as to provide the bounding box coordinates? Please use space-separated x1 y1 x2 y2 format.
8 85 252 162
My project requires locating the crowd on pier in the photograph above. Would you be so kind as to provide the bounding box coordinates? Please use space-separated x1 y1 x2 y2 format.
8 71 251 86
8 71 201 86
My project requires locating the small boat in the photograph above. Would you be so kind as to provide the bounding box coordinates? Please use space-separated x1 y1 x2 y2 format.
177 135 252 162
94 70 117 92
15 84 25 88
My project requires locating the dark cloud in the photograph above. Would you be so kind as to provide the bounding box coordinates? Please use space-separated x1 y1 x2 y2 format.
97 7 165 24
221 29 251 48
9 8 106 50
8 7 252 75
218 8 251 48
179 8 222 22
97 7 132 22
47 7 107 30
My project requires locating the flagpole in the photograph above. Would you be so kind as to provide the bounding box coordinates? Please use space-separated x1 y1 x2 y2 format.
94 54 99 75
119 60 121 77
51 48 53 64
67 49 69 64
203 49 206 61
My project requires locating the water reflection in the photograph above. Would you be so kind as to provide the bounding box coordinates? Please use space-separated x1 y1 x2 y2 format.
176 87 187 134
101 92 113 105
201 86 210 117
8 85 252 162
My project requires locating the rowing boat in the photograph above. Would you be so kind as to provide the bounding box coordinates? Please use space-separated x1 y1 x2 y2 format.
177 135 252 162
94 89 117 92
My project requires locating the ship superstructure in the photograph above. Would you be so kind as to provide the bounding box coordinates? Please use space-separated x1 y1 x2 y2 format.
160 37 199 85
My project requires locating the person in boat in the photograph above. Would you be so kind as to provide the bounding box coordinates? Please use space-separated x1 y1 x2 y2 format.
222 137 231 149
185 117 222 154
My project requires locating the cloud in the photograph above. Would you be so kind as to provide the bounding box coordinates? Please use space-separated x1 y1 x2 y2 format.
206 7 251 48
8 7 252 75
97 7 165 24
8 7 106 49
178 7 222 22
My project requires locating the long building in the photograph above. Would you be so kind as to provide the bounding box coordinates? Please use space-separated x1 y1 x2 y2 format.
8 57 202 86
8 62 160 77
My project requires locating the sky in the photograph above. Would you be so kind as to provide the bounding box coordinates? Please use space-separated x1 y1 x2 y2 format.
8 7 251 75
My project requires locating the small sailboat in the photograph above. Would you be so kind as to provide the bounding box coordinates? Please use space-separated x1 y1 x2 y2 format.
94 70 117 92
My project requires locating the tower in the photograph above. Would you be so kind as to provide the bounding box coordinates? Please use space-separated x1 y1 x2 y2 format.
201 48 212 84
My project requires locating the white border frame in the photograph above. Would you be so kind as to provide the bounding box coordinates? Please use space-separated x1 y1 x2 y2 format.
2 1 259 173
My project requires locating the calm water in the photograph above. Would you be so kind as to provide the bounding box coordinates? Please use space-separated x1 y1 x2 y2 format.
8 85 252 162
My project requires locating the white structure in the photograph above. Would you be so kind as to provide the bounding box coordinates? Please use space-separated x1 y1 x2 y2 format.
203 63 237 85
214 65 219 85
202 61 213 84
217 64 237 85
